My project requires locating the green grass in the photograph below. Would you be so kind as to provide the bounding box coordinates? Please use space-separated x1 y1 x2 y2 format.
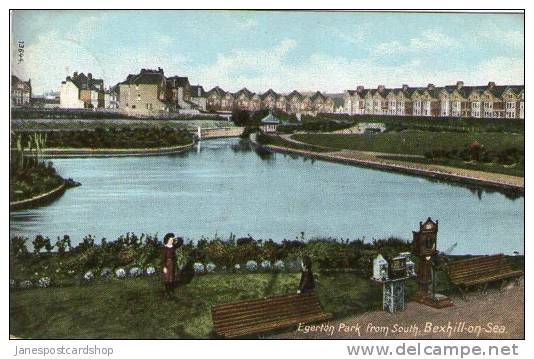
377 155 524 177
256 133 334 153
10 255 523 339
292 131 524 155
10 272 401 339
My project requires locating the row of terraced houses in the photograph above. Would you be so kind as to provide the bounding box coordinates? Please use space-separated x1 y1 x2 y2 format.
16 67 525 120
343 81 524 119
205 87 336 114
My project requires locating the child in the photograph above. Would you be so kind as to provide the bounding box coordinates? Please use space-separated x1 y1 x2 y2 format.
297 255 315 294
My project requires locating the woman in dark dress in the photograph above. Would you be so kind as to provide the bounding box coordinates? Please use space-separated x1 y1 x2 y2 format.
297 255 315 294
161 233 183 298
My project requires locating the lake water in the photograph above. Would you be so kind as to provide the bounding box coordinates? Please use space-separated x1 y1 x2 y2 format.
10 138 524 255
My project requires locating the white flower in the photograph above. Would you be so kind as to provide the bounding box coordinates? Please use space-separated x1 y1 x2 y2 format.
83 271 94 281
193 262 205 273
37 277 51 288
145 266 156 276
115 268 126 278
206 263 216 273
246 260 258 272
129 267 142 277
234 264 241 270
274 260 285 271
20 280 32 289
100 268 113 278
9 279 16 289
260 260 272 271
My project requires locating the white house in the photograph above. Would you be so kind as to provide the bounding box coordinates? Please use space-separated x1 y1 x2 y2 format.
59 80 84 109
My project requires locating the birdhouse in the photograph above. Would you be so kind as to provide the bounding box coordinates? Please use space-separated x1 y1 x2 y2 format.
389 255 407 279
399 252 416 277
413 217 438 257
373 254 388 281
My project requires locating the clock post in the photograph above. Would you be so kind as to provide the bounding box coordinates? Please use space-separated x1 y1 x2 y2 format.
412 217 453 308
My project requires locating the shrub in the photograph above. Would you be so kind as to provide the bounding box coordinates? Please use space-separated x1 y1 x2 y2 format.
55 235 72 255
83 271 94 281
10 237 29 258
115 268 126 278
206 263 216 273
32 235 52 254
193 262 205 273
129 267 142 277
145 266 156 276
260 260 272 271
274 260 285 271
100 267 113 278
37 277 51 288
246 260 258 272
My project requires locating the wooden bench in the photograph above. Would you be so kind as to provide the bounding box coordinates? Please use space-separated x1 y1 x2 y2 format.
447 254 523 299
211 292 331 338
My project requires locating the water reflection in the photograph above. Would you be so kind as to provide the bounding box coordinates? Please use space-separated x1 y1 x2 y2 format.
10 137 523 255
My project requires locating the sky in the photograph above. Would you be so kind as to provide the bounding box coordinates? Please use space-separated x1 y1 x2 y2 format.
11 10 524 95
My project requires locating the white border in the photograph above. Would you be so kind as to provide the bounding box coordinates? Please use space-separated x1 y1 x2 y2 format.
1 3 530 359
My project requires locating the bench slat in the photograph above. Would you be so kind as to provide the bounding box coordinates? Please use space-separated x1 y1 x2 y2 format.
212 293 314 312
213 304 324 332
212 295 319 316
448 255 522 288
219 313 331 338
211 292 329 338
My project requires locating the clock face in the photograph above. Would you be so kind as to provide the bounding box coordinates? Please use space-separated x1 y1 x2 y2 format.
424 223 434 230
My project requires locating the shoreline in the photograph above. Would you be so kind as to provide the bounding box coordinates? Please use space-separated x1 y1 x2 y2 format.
251 134 524 194
10 182 66 211
33 141 195 158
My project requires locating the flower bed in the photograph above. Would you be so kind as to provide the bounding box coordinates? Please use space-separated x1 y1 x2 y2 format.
9 232 414 289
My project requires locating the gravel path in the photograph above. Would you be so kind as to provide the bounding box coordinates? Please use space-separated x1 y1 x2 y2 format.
273 134 524 190
271 278 524 339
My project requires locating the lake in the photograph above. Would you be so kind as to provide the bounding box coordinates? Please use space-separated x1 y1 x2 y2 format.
10 137 524 255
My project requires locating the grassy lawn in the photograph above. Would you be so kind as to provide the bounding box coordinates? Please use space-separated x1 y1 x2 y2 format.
256 133 334 153
292 131 524 177
10 272 414 339
10 255 522 339
292 131 523 155
377 155 524 177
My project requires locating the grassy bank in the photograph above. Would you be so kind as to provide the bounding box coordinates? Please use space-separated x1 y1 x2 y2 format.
9 272 405 339
256 132 334 153
10 133 66 202
13 126 194 149
293 131 524 177
305 114 524 134
293 131 523 155
377 155 523 177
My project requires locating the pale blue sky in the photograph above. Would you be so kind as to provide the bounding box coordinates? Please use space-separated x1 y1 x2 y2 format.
11 10 524 95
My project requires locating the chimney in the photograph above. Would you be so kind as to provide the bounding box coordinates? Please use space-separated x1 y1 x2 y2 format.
377 85 385 92
73 71 78 77
88 73 92 80
356 85 364 93
198 87 201 97
488 81 496 89
456 81 464 89
158 67 163 74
